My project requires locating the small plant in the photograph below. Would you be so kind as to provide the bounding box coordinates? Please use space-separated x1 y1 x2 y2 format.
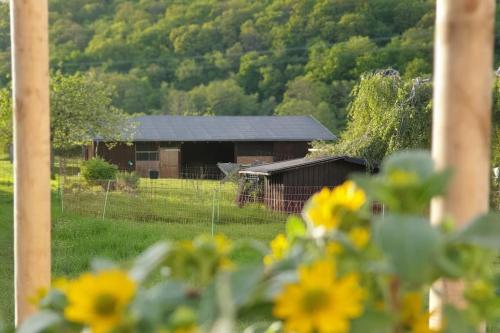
116 171 140 193
80 158 118 185
22 151 500 333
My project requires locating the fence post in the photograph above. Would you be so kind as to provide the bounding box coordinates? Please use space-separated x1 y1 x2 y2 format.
211 187 216 236
430 0 495 330
217 183 221 224
10 0 51 323
102 180 111 220
60 175 64 213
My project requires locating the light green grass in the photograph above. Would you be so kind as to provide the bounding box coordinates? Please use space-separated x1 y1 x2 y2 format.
0 157 283 327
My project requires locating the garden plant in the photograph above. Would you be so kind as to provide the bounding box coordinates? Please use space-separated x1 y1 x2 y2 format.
17 151 500 333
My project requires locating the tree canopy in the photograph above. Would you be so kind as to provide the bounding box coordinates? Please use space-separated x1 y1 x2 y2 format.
312 71 433 164
0 0 498 153
0 0 445 133
0 72 131 152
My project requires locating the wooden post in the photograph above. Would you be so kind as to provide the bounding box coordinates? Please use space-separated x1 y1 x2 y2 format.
10 0 51 325
430 0 495 329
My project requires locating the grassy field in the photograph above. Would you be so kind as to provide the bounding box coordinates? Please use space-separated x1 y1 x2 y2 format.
0 157 283 326
62 176 288 228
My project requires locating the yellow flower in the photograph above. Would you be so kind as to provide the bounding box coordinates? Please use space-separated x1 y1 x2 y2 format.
214 234 231 254
214 234 234 270
401 292 440 333
53 277 70 293
325 242 343 256
273 259 365 333
29 287 48 306
264 234 290 265
388 170 419 187
173 327 198 333
305 181 366 230
64 270 136 333
348 227 371 249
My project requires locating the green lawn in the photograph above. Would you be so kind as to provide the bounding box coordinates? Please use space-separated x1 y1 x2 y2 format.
0 158 283 327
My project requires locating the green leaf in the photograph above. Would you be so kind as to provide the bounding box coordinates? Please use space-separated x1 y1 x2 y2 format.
199 283 218 326
132 281 188 324
129 241 171 282
449 213 500 249
263 270 297 300
39 290 67 312
382 150 434 180
350 310 393 333
286 216 306 241
90 258 117 272
17 311 63 333
443 306 476 333
231 265 264 306
374 214 441 285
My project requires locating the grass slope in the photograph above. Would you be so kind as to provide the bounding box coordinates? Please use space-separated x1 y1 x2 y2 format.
0 158 283 326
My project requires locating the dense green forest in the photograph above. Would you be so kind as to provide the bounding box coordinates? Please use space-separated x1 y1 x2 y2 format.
0 0 499 139
0 0 442 133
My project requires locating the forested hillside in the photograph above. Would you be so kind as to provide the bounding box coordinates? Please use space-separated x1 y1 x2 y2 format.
0 0 499 134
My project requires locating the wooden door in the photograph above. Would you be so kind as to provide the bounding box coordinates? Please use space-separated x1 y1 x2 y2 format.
160 148 180 178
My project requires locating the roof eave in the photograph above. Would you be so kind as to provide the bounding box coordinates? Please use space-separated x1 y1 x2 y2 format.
238 171 270 176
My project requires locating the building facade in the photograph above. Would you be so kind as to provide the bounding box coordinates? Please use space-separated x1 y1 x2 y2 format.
87 115 336 179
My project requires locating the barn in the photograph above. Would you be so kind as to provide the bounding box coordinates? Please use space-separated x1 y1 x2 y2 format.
86 115 335 178
238 156 371 213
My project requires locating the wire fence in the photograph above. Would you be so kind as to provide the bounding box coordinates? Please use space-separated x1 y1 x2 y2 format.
3 156 499 234
60 176 308 235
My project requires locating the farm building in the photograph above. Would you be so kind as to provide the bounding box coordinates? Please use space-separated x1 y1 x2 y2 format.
86 115 335 178
238 156 372 213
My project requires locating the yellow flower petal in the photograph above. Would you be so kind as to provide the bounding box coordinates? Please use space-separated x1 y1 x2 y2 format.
273 260 365 333
64 270 136 333
305 182 366 231
348 227 371 249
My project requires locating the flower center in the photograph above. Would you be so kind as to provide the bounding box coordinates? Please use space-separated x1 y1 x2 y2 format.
301 288 329 313
94 293 118 316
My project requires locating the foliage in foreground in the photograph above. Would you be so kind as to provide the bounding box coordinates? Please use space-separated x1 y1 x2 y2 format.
18 151 500 333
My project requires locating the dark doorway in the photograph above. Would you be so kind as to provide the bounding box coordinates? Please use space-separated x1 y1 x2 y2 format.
181 142 235 178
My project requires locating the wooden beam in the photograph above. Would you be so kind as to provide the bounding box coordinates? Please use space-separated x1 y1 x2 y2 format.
430 0 495 329
10 0 51 325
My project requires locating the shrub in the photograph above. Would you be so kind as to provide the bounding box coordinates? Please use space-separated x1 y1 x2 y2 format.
116 171 140 192
80 158 118 184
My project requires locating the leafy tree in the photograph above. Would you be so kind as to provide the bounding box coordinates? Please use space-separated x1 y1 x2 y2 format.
313 71 432 163
50 72 131 152
96 70 159 114
275 76 342 133
5 0 499 132
163 79 260 116
307 37 378 82
0 88 12 150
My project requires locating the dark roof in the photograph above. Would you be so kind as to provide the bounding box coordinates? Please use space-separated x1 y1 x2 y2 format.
239 156 368 176
126 115 335 142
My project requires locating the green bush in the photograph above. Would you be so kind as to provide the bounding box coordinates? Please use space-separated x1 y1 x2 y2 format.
116 171 140 192
80 158 118 183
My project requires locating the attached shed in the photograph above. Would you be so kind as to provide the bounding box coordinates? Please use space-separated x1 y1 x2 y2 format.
238 156 371 213
88 115 336 179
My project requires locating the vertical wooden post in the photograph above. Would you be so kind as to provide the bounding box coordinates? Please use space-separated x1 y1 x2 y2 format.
10 0 51 325
430 0 495 329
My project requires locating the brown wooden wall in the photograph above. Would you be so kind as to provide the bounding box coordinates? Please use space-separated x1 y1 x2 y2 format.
235 141 310 165
273 142 310 161
264 160 367 213
92 140 312 178
96 143 135 171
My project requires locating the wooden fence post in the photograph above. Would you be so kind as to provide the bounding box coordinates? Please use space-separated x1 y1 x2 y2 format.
430 0 496 330
10 0 51 325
